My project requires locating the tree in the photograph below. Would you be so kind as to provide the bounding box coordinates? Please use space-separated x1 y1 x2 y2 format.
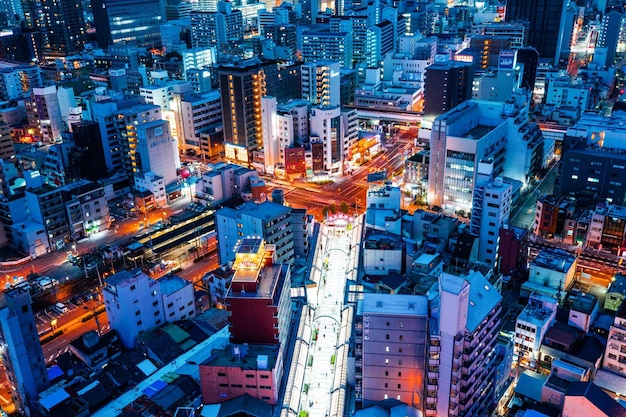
339 201 350 214
322 206 329 218
329 204 337 214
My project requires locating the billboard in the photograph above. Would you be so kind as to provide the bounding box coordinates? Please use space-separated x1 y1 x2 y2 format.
499 50 517 69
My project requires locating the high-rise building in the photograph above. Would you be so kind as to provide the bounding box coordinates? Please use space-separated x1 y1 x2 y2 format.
330 15 368 66
470 174 514 268
70 121 108 181
431 271 502 416
427 101 508 213
505 0 569 65
301 61 341 107
516 47 540 91
21 0 86 59
597 10 622 67
218 59 270 164
30 85 63 143
0 288 49 413
190 2 243 49
134 119 180 186
359 293 429 408
301 31 353 68
423 60 475 119
91 0 165 49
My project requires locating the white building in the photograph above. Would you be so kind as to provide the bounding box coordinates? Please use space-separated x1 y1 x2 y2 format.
603 302 626 377
182 47 216 75
32 85 64 143
567 292 599 333
134 172 167 208
176 89 222 154
199 162 258 205
310 105 344 174
362 232 403 276
103 269 165 349
135 120 180 187
527 248 577 296
365 184 402 236
63 180 111 240
301 61 341 107
470 172 514 268
261 96 280 172
158 274 196 321
514 293 558 364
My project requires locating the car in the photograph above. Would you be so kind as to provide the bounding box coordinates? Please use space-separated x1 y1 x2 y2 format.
53 302 69 314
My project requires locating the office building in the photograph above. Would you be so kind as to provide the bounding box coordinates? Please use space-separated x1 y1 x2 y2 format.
0 288 49 413
359 293 428 408
134 119 180 186
596 11 622 67
24 180 69 250
70 121 108 181
427 101 508 213
21 0 86 59
216 200 293 266
199 162 258 205
62 180 110 241
309 105 356 175
91 0 164 48
563 143 622 201
176 89 222 155
505 0 570 64
190 2 243 49
329 15 368 66
423 60 475 119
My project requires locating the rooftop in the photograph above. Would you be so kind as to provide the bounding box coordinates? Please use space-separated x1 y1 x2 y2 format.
230 263 287 299
218 200 291 222
565 382 626 417
465 270 502 332
532 248 576 273
363 293 428 316
158 274 191 296
105 269 147 288
519 304 555 327
203 344 279 370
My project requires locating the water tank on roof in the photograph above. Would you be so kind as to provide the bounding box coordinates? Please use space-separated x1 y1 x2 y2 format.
271 189 285 205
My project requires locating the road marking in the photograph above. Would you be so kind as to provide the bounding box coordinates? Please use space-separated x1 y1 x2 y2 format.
0 394 8 404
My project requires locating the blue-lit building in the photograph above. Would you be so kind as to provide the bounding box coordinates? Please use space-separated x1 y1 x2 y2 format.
215 200 294 266
92 0 165 49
